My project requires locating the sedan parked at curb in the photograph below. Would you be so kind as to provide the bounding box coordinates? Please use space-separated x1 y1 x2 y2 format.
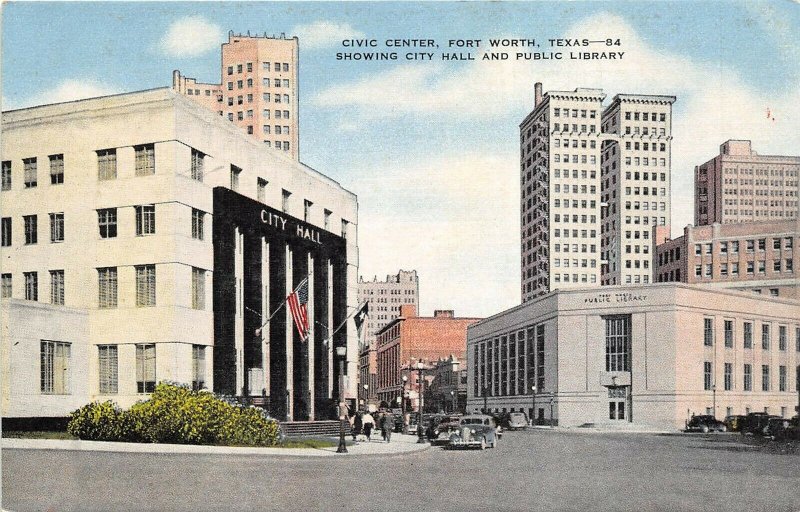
686 415 727 433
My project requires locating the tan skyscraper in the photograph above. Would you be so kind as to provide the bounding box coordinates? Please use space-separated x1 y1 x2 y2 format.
172 31 300 160
694 140 800 226
600 94 676 285
520 83 605 301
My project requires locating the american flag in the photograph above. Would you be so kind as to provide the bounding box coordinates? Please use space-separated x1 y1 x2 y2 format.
287 277 310 340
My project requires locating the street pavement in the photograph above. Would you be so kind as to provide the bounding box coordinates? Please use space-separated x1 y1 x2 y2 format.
3 429 799 512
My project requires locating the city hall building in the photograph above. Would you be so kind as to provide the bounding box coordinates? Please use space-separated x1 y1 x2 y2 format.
1 89 359 421
467 284 800 430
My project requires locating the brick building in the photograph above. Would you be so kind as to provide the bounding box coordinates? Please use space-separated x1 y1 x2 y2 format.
172 31 300 160
695 140 800 226
374 305 480 408
654 220 798 299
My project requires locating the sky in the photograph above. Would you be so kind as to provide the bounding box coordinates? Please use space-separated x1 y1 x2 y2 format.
3 1 800 318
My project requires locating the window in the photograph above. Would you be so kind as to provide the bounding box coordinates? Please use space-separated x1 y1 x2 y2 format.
191 149 204 181
135 344 156 393
304 199 313 222
50 270 64 305
135 205 156 236
97 149 117 180
324 209 332 231
97 208 117 239
605 316 631 372
1 161 10 190
703 361 712 390
134 144 155 176
703 318 713 346
779 325 787 351
135 265 156 307
98 267 118 308
49 212 64 242
744 364 752 391
191 209 205 240
724 320 733 348
23 157 37 188
762 324 770 350
744 322 753 348
22 215 38 245
41 341 70 394
98 345 118 394
24 271 38 301
230 165 241 191
1 274 11 298
257 178 267 202
779 365 786 392
192 267 205 310
282 189 291 213
724 363 732 391
192 345 206 390
341 219 349 239
762 365 770 391
49 154 64 184
1 217 11 247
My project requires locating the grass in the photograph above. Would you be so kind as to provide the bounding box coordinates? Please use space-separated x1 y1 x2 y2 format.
2 430 77 440
2 430 336 449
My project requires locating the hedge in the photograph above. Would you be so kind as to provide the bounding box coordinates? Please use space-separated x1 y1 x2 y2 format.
67 383 280 446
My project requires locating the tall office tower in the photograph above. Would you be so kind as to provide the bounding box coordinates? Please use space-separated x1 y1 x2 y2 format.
173 31 300 160
600 94 676 285
520 83 605 302
694 140 800 226
357 270 419 349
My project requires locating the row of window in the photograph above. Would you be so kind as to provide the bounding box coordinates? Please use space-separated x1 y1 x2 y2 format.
2 155 65 190
703 319 800 351
472 324 545 398
226 93 290 106
42 341 206 395
1 271 63 304
1 213 63 246
693 259 794 278
227 61 290 75
703 361 799 393
226 77 290 91
694 237 794 256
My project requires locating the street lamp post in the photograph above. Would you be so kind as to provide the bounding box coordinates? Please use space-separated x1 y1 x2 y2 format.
482 386 488 415
450 390 455 413
363 384 369 411
336 346 348 454
401 375 408 418
531 385 537 426
712 384 717 419
416 362 426 444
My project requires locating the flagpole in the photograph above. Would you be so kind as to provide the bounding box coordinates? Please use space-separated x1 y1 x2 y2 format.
323 300 369 343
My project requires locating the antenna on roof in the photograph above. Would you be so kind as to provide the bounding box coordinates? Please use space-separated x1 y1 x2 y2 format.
247 30 251 36
281 32 286 39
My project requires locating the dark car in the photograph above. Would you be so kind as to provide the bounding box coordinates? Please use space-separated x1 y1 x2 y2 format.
448 414 499 450
741 412 771 435
723 414 747 432
429 415 462 445
763 417 791 438
686 415 727 433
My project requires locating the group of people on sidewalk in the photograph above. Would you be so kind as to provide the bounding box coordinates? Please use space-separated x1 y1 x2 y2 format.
349 410 396 443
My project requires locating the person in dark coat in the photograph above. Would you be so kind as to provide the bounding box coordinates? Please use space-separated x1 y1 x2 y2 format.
383 411 394 443
352 412 363 441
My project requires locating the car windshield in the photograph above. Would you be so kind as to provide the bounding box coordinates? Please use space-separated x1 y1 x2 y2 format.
461 418 485 425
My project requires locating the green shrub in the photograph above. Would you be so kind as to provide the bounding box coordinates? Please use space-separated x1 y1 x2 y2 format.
67 401 132 441
66 383 280 446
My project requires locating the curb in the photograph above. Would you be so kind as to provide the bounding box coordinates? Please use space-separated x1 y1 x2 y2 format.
1 436 430 458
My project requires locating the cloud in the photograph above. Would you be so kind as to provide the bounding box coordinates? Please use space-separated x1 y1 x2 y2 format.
318 12 800 236
349 151 521 317
4 79 121 110
292 21 365 50
160 16 223 58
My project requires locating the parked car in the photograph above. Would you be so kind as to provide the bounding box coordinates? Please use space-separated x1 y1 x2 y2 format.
723 414 747 432
741 412 772 435
686 415 727 433
507 412 529 431
406 415 419 435
763 417 791 438
448 414 499 450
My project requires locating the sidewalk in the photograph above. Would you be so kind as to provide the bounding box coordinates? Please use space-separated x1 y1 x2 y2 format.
1 433 430 458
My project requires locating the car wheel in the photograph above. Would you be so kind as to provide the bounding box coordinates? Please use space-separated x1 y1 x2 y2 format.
720 425 727 433
701 425 709 433
480 437 487 450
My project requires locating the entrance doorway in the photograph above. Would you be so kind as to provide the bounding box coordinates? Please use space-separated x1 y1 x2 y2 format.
608 386 629 421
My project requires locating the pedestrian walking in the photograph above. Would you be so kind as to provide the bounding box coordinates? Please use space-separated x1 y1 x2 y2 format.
383 411 394 443
362 411 375 441
352 412 362 441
